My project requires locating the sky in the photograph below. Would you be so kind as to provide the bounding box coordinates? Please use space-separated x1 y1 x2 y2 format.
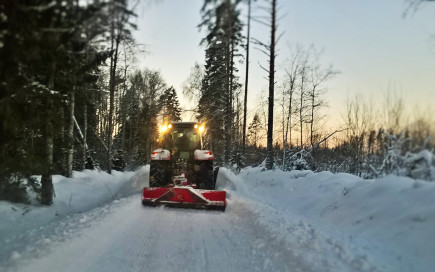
133 0 435 127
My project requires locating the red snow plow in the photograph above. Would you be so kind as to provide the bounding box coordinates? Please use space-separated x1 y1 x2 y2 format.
142 186 226 211
142 121 226 211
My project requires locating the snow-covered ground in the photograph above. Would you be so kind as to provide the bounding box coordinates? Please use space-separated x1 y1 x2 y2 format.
0 168 144 266
223 168 435 272
0 166 434 272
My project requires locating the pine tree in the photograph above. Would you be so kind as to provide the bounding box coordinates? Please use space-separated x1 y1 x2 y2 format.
159 87 182 122
0 1 112 204
247 114 262 147
199 0 244 165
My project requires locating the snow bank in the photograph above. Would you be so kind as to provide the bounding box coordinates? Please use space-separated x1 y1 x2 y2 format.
0 167 145 255
218 167 435 272
52 169 135 213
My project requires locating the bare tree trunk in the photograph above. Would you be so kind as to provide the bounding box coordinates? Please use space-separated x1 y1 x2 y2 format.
266 0 276 170
59 106 66 175
108 19 121 174
82 103 87 170
107 2 115 174
108 90 114 173
41 120 54 205
121 49 128 154
285 89 293 148
41 62 56 205
310 87 315 147
224 0 232 165
229 39 235 147
236 95 241 142
283 58 298 153
299 66 306 147
98 99 103 137
108 36 114 173
281 94 286 163
242 0 252 155
66 86 75 177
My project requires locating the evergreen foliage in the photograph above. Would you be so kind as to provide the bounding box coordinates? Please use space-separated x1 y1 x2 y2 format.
0 0 136 204
247 114 262 147
159 86 182 122
198 0 244 165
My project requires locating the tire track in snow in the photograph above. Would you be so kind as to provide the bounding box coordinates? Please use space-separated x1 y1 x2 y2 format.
129 206 162 271
225 197 310 272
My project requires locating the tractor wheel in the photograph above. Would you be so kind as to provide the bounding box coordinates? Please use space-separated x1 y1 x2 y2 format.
213 167 220 189
150 161 170 187
198 161 214 190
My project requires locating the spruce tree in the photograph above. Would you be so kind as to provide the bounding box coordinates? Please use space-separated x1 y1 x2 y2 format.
0 1 112 204
198 0 243 165
159 87 182 122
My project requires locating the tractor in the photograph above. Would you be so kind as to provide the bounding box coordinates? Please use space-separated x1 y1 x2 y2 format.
142 122 226 211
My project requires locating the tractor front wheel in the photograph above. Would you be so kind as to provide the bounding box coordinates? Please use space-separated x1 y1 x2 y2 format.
197 161 214 190
150 161 171 187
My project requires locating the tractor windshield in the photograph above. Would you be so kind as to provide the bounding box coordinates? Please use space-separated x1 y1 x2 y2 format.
161 123 201 151
172 128 199 150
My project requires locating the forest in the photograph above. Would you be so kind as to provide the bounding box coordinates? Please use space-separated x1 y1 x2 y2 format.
0 0 434 205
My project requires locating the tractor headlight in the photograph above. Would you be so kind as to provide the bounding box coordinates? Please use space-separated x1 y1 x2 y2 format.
160 125 167 133
199 126 205 133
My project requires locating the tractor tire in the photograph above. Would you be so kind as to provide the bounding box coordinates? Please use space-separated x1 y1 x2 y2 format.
149 161 171 187
213 167 220 189
198 161 214 190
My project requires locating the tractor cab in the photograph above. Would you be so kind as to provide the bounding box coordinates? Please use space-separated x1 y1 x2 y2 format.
160 122 204 154
150 122 214 189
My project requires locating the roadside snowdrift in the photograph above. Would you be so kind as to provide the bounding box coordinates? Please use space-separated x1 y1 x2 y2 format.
0 167 145 262
217 167 435 272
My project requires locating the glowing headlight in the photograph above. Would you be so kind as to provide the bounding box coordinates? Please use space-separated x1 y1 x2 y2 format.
168 124 172 128
199 126 205 132
160 125 167 133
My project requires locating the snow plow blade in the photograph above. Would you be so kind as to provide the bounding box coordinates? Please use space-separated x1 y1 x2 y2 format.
142 187 226 211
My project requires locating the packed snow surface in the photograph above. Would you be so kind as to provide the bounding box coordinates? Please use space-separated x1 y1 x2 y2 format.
0 166 434 272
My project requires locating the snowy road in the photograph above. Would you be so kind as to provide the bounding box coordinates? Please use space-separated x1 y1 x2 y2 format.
3 168 351 272
7 195 317 272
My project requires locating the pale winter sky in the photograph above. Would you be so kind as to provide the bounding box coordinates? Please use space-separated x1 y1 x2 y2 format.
133 0 435 127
